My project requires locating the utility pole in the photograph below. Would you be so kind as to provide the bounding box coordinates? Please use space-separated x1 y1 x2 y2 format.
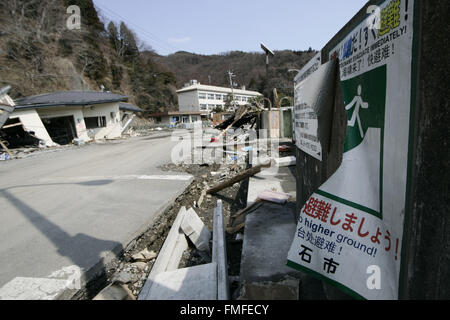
227 70 237 111
260 43 275 110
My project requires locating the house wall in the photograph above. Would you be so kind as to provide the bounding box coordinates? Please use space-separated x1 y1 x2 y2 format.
9 109 57 147
37 106 90 141
36 103 121 141
82 103 121 140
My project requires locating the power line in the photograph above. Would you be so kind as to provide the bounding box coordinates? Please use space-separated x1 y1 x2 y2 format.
94 2 180 54
95 3 177 53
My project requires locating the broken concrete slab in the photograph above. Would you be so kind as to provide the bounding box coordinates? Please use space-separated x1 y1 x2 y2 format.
257 190 291 204
166 232 188 272
131 248 157 262
213 200 230 300
239 277 299 300
138 207 188 300
247 166 297 205
240 201 302 283
131 262 148 271
274 156 296 167
112 271 133 284
93 283 135 300
145 263 217 300
181 208 211 252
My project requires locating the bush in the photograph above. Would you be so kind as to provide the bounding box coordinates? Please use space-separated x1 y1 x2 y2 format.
58 38 73 56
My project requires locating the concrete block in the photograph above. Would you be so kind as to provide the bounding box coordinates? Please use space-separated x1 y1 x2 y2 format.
257 190 290 204
138 207 188 300
93 283 135 300
181 208 211 252
239 277 299 300
274 156 296 167
166 232 188 272
240 202 302 283
213 200 230 300
246 167 297 205
146 263 217 300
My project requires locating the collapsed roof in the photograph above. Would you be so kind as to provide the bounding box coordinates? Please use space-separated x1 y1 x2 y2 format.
14 91 129 109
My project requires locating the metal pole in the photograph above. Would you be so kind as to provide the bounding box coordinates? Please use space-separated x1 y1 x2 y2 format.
265 54 271 110
228 71 237 111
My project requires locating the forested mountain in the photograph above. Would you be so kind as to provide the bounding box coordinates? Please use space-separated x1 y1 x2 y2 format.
0 0 317 112
0 0 178 113
151 49 318 103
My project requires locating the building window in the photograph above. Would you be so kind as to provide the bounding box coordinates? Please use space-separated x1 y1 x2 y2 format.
182 116 189 123
198 92 206 100
235 96 241 101
191 116 198 122
84 116 107 129
200 104 207 110
208 94 215 100
215 94 222 100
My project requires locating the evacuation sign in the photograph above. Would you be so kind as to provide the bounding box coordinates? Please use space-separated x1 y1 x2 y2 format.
287 0 415 299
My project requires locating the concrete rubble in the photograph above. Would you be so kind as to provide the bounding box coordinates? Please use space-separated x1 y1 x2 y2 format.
139 201 228 300
131 249 158 262
86 120 302 300
181 208 211 252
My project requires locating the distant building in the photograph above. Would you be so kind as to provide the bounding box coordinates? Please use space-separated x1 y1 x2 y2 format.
10 91 142 146
146 111 208 128
177 80 262 113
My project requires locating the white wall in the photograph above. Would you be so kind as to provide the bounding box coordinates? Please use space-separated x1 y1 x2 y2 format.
9 109 57 147
36 103 121 141
37 106 90 141
178 91 200 112
82 103 121 140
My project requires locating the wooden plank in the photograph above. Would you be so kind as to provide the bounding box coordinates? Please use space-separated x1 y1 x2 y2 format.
1 122 23 130
0 140 13 157
206 161 271 195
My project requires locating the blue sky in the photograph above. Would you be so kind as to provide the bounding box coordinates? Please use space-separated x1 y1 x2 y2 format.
93 0 368 56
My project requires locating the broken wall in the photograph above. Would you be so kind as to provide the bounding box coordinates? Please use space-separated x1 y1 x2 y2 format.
9 109 56 147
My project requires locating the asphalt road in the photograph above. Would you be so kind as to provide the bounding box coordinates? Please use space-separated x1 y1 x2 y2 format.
0 133 192 299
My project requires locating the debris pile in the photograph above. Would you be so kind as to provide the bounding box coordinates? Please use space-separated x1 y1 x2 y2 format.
85 161 248 300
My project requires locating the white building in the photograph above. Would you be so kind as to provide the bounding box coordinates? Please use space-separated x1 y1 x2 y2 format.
177 80 262 113
9 91 142 146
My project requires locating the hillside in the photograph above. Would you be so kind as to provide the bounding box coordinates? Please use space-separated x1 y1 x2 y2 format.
151 49 318 103
0 0 178 113
0 0 317 112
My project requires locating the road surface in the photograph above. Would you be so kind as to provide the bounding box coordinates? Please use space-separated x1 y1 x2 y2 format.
0 133 192 299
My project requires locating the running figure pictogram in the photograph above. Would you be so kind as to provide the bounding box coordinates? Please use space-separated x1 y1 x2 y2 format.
345 85 369 138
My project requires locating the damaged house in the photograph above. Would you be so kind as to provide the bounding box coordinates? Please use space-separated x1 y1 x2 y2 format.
7 91 142 147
